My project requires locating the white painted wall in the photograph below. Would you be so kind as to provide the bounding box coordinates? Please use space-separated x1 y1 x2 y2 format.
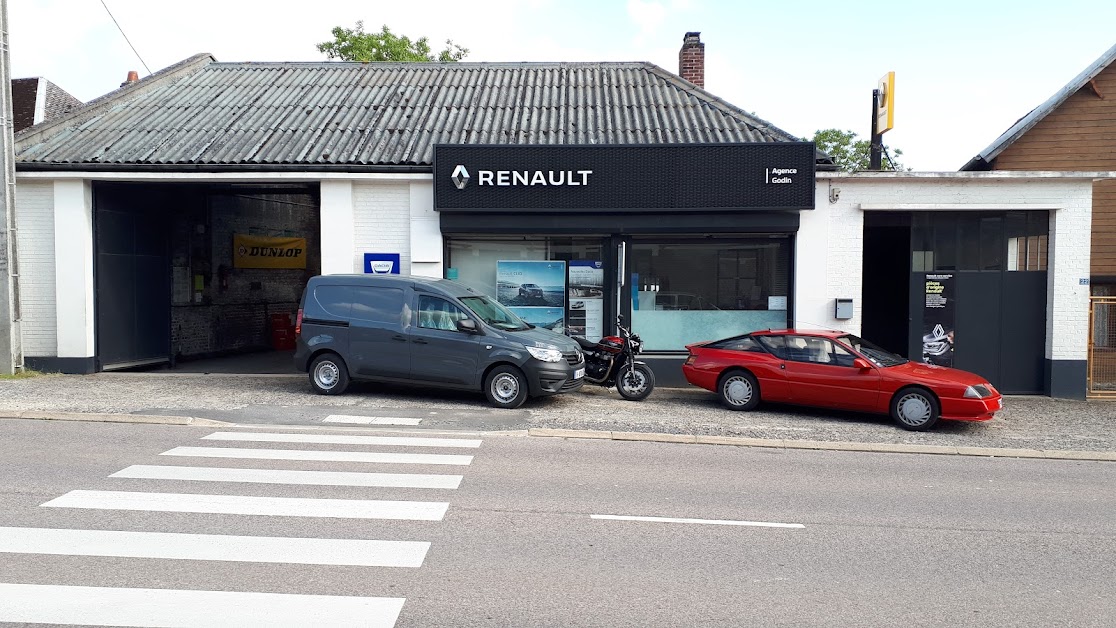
802 174 1094 364
14 182 56 356
52 180 94 358
353 182 411 275
319 181 354 275
409 181 442 278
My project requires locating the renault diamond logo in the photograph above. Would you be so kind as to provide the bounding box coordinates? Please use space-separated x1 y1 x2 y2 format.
451 164 471 190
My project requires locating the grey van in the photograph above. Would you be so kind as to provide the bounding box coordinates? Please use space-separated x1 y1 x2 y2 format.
294 275 585 408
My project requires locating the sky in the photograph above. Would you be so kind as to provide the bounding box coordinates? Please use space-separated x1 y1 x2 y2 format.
10 0 1116 171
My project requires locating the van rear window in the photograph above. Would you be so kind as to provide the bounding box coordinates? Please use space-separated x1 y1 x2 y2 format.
351 287 404 325
312 286 352 320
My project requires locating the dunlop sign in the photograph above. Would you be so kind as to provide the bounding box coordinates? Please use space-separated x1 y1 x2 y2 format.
233 235 307 269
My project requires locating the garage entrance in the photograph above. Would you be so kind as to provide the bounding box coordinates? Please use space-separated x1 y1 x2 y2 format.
93 182 320 371
863 210 1049 394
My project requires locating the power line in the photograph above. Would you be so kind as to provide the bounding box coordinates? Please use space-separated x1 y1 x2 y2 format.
98 0 151 75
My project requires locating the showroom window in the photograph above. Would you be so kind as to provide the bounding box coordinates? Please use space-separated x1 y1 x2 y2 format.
445 237 607 340
911 211 1048 272
630 236 791 351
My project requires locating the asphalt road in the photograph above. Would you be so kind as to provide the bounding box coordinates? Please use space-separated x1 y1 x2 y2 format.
0 418 1113 627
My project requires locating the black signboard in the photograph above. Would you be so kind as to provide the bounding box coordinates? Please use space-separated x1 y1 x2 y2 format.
433 143 816 212
921 274 955 367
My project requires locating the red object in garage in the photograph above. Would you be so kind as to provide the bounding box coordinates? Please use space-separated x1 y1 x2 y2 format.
270 312 296 351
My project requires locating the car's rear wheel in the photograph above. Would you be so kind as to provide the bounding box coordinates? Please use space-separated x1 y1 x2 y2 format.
485 365 528 409
718 370 760 411
890 387 941 431
310 352 349 395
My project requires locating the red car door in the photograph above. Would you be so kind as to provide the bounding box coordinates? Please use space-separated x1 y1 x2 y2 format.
781 335 880 411
749 336 792 402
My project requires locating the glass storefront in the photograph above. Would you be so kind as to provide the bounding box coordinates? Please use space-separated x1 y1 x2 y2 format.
445 233 792 352
630 236 791 350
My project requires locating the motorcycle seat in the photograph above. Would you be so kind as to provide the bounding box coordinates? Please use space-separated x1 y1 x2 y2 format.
571 336 599 351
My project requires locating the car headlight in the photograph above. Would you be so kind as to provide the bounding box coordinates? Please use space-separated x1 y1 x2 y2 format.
964 384 993 399
526 346 563 363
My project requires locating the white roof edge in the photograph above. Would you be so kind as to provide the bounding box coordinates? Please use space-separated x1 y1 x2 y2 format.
964 42 1116 169
818 170 1116 180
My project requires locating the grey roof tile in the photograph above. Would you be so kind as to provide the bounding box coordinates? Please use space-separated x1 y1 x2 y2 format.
15 58 808 168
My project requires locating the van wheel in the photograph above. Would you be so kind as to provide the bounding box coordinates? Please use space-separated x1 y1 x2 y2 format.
485 365 528 409
310 352 349 395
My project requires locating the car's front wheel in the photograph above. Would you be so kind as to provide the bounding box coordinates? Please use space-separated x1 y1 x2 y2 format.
718 370 760 411
890 387 941 431
309 352 350 395
485 365 528 409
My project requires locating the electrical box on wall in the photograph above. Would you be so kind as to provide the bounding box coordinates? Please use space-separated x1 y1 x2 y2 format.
834 298 853 320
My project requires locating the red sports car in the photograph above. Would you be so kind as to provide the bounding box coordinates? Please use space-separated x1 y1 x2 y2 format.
682 329 1002 431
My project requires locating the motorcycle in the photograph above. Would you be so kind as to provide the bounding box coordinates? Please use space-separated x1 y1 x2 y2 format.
571 316 656 400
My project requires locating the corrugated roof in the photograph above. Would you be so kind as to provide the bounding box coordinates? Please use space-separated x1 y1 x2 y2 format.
961 42 1116 171
15 57 810 169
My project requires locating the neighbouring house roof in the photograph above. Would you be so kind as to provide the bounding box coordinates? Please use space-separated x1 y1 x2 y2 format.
15 54 831 170
961 42 1116 171
11 77 83 132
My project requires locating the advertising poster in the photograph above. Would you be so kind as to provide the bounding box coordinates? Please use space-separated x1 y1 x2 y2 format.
233 235 307 269
498 260 567 333
509 307 566 333
568 260 604 341
922 274 955 367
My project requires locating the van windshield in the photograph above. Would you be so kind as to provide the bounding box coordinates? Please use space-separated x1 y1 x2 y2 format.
459 295 531 331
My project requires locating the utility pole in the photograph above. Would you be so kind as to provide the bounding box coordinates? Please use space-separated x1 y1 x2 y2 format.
869 88 882 170
0 0 22 375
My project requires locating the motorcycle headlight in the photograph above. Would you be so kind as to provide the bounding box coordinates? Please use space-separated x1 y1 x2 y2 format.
526 346 563 363
964 384 993 399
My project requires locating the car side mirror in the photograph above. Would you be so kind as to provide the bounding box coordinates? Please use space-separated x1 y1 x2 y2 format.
456 319 479 334
853 358 872 370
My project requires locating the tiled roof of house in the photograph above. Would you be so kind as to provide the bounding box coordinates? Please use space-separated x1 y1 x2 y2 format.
11 77 83 133
15 55 823 169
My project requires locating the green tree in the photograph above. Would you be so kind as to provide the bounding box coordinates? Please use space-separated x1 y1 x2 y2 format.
811 128 907 172
317 22 468 63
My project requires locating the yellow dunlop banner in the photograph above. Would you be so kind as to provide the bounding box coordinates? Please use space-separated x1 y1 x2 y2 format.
233 234 307 269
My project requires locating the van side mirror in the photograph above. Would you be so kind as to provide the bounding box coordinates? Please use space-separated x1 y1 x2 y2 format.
853 358 872 370
456 319 479 334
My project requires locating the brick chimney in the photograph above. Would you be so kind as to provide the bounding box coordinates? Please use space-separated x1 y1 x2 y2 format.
678 32 705 88
120 70 139 88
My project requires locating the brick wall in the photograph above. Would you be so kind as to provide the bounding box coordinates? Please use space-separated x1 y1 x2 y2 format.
170 188 319 358
353 183 411 274
14 181 56 356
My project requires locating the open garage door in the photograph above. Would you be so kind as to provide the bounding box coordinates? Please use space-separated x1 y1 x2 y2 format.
95 185 172 369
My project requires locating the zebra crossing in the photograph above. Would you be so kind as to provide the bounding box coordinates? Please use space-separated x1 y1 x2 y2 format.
0 427 481 627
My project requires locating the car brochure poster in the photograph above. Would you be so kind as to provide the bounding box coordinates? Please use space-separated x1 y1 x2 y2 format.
497 260 567 332
568 260 604 341
922 274 954 367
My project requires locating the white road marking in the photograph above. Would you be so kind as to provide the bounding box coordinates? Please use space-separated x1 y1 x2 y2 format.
590 514 805 529
325 415 423 426
0 583 404 628
202 431 481 448
111 465 463 489
42 490 449 521
160 446 473 466
0 527 430 567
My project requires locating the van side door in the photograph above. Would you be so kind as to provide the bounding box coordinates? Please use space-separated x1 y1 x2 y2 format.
407 293 484 387
348 286 410 380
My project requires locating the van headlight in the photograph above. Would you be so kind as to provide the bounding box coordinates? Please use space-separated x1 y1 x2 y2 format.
526 346 563 363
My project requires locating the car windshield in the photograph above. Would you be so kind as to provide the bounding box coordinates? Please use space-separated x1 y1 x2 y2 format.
459 295 531 331
837 335 908 367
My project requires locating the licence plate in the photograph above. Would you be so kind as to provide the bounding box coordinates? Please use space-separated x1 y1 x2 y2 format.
997 398 1003 409
573 368 585 379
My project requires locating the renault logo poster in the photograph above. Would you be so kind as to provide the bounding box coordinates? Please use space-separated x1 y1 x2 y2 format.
233 234 307 269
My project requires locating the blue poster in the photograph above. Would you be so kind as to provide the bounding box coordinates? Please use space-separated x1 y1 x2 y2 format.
509 307 566 332
364 253 401 274
496 260 566 308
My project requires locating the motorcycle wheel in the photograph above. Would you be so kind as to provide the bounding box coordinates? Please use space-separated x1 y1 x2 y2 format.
616 362 655 401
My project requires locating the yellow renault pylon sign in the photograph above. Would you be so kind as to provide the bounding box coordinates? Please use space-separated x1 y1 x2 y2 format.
233 234 307 269
876 71 895 134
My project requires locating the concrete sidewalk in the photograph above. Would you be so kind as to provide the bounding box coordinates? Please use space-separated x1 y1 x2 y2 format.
0 372 1114 456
